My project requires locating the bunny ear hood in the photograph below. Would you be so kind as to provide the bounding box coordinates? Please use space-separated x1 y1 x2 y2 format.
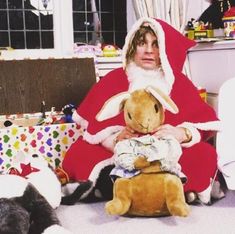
122 17 196 91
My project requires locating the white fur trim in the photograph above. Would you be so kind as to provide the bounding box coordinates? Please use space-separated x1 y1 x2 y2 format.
122 17 175 91
0 175 28 198
88 158 115 184
72 111 88 129
177 124 201 148
42 225 72 234
186 121 222 131
83 126 124 145
177 121 221 147
126 63 171 95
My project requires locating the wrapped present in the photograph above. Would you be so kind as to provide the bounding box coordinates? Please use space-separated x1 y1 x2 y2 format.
0 116 81 172
0 58 96 173
0 58 96 115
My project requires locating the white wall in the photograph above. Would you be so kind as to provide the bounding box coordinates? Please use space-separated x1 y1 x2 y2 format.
186 0 210 22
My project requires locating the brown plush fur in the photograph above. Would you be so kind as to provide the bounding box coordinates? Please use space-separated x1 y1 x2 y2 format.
101 88 190 217
105 158 190 217
123 90 164 134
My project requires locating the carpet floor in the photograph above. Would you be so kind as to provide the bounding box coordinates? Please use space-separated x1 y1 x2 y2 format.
56 190 235 234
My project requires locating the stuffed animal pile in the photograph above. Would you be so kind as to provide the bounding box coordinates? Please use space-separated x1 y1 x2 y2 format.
0 151 71 234
96 86 190 217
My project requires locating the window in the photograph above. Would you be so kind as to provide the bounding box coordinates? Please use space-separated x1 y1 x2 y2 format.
72 0 127 48
0 0 127 58
0 0 54 49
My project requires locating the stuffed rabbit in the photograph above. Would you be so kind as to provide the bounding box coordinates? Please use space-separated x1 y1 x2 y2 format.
96 86 190 217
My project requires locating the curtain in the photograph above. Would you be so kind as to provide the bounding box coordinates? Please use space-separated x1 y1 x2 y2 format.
132 0 189 33
132 0 192 79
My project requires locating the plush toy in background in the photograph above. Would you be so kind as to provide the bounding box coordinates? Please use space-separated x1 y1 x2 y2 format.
60 103 76 123
102 44 121 57
96 86 190 217
198 0 235 29
0 152 71 234
73 43 103 58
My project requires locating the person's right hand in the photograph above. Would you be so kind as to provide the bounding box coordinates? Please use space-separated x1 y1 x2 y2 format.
115 126 138 143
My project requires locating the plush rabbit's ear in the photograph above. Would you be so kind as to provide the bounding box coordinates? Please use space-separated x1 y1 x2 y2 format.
146 86 179 114
96 92 131 121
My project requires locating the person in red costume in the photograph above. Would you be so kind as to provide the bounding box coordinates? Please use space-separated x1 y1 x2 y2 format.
62 17 223 204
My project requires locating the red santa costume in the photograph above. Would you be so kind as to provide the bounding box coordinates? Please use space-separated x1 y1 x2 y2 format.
62 18 221 202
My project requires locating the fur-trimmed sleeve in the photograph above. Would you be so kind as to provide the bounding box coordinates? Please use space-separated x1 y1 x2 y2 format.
165 71 219 142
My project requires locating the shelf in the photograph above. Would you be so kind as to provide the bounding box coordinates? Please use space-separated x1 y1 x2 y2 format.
97 56 122 77
189 38 235 52
97 56 122 63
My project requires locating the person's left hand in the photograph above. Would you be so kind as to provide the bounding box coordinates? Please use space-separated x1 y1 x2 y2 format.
153 124 187 143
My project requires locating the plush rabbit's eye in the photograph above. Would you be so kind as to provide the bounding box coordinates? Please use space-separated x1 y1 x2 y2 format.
128 112 132 120
154 104 159 113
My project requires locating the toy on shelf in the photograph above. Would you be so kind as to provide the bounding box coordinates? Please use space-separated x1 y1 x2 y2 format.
102 44 121 57
60 103 76 124
73 43 103 58
37 104 60 126
223 6 235 37
186 18 214 40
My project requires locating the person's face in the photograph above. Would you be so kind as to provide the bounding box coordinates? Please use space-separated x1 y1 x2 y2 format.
133 32 160 70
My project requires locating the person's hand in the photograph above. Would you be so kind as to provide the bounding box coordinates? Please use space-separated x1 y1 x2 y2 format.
115 126 138 143
153 124 190 143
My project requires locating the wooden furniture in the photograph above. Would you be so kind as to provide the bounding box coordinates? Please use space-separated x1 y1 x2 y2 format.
0 58 96 115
